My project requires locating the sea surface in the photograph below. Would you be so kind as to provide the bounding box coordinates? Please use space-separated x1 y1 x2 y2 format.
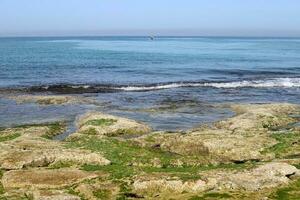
0 36 300 131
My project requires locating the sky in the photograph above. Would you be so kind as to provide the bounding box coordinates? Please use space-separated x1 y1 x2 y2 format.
0 0 300 37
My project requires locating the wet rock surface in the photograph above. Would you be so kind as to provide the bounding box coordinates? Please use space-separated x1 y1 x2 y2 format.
8 95 95 105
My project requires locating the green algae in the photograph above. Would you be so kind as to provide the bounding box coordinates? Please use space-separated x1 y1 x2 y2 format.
265 130 300 158
142 161 257 182
270 178 300 200
68 135 257 182
42 122 66 139
81 128 98 135
82 164 135 179
0 133 21 142
13 121 66 139
93 189 111 199
48 161 75 169
68 136 180 179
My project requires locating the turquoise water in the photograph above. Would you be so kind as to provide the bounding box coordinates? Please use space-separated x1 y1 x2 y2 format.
0 37 300 130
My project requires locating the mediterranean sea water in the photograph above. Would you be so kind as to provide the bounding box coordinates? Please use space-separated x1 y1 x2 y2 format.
1 37 300 130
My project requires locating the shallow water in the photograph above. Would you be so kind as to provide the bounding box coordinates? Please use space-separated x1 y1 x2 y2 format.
0 36 300 131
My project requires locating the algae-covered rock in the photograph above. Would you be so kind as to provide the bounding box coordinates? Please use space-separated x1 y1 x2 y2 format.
76 112 151 137
0 103 299 200
134 131 276 164
132 162 299 198
133 103 299 164
216 103 299 132
0 126 110 170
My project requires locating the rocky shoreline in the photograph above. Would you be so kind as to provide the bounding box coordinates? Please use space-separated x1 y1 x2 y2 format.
0 99 299 199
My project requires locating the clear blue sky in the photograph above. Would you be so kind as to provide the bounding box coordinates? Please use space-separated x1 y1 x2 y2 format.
1 0 300 36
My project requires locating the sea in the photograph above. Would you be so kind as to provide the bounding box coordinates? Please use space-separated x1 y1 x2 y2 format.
0 36 300 132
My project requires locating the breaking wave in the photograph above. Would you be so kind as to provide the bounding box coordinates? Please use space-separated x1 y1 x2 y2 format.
5 77 299 94
118 78 300 91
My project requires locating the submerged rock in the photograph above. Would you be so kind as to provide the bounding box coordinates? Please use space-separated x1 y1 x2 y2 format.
8 94 95 105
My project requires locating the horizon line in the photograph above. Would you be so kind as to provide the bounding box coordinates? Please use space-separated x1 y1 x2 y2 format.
1 35 300 38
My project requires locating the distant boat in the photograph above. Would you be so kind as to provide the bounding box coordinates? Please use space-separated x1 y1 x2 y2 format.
149 36 154 40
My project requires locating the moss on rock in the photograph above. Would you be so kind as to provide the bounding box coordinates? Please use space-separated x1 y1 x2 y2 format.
75 112 151 137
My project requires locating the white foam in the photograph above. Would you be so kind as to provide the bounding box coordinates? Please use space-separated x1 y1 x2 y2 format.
117 78 300 91
205 78 300 88
118 83 202 91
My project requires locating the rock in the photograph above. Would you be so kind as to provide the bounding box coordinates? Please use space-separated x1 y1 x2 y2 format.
133 104 299 164
0 127 110 170
0 149 52 170
76 112 151 137
0 149 110 170
132 162 299 198
1 169 99 190
202 162 300 191
0 126 49 139
75 180 119 200
133 176 209 197
134 131 276 164
32 190 81 200
215 103 299 132
0 103 299 199
35 194 80 200
8 95 94 105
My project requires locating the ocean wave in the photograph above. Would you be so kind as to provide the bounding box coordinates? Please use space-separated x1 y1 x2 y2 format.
204 78 300 88
9 77 299 94
119 78 300 91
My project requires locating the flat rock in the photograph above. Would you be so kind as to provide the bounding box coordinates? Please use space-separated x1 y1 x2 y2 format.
216 103 299 132
134 131 276 163
0 148 110 170
33 190 81 200
0 128 110 169
202 162 300 191
75 180 119 200
1 169 99 189
133 176 208 196
132 162 299 198
132 173 213 199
